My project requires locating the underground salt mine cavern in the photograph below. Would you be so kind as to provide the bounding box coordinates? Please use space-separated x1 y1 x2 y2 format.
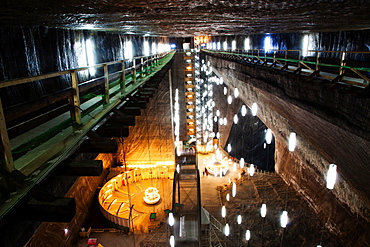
0 1 370 246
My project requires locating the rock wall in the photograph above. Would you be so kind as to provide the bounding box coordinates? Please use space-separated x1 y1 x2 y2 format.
207 54 370 246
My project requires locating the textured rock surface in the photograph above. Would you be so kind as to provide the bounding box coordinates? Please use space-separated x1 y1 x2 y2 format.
1 1 370 36
208 54 370 246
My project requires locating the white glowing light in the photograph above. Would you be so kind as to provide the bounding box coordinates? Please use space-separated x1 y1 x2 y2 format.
216 132 220 139
231 40 236 50
249 164 255 176
244 37 251 51
260 204 267 218
227 95 232 104
232 182 236 197
223 41 228 50
326 164 337 189
241 105 247 116
233 114 238 124
237 215 242 225
64 228 69 235
169 212 175 226
176 164 180 173
214 116 218 122
251 103 258 116
170 235 175 247
222 205 226 218
265 129 272 144
234 88 239 98
246 230 251 241
226 193 230 201
219 118 224 125
152 42 157 55
289 132 296 152
124 40 133 60
264 36 273 52
224 223 230 236
216 110 220 117
239 158 245 168
85 38 96 75
280 211 288 228
224 87 228 95
233 162 237 172
224 117 227 125
227 144 232 152
144 40 150 56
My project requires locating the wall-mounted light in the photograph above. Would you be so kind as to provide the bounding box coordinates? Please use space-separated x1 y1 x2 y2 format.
224 87 228 95
233 114 238 124
227 144 232 152
168 212 175 226
241 105 247 116
170 235 175 247
227 95 232 104
234 88 239 98
326 164 337 189
249 164 255 176
232 182 236 197
237 215 242 225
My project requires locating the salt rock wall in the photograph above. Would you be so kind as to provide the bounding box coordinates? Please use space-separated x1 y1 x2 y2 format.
207 54 370 246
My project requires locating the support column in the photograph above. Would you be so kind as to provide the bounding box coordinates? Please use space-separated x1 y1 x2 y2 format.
70 70 82 125
103 64 110 104
0 98 13 172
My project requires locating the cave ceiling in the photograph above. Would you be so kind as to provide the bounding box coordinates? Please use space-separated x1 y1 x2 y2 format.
1 0 370 36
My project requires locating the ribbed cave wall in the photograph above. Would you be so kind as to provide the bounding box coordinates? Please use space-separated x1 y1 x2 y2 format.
207 55 370 246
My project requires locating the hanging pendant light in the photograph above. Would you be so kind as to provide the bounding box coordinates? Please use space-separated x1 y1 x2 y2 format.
234 88 239 98
168 212 175 226
239 158 245 168
227 143 232 152
224 223 230 236
226 193 230 201
170 235 175 247
245 230 251 241
224 87 228 95
237 215 242 225
221 205 226 218
241 105 247 116
227 95 232 104
233 114 238 124
251 103 258 116
249 164 255 176
232 182 236 197
260 204 267 218
265 129 272 144
280 211 288 228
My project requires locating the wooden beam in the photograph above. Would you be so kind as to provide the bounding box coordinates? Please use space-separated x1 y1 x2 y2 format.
77 139 118 153
56 160 103 176
0 98 13 172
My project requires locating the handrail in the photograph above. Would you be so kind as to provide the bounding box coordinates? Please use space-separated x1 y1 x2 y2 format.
0 50 175 219
203 49 370 88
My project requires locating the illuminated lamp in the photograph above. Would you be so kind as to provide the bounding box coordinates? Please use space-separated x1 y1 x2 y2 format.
227 144 232 152
224 117 227 125
260 204 267 218
226 193 230 201
326 164 337 189
249 164 255 176
237 215 242 225
227 95 232 104
170 235 175 247
239 158 245 168
216 110 220 117
214 116 218 122
219 118 224 125
216 132 220 139
245 230 251 241
169 212 175 226
224 223 230 236
241 105 247 116
224 87 228 95
232 182 236 197
265 129 272 144
234 88 239 98
176 164 180 173
289 132 296 152
280 211 288 228
251 103 258 116
221 205 226 218
233 114 238 124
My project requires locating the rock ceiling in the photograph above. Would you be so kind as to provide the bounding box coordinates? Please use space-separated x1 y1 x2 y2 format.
1 0 370 36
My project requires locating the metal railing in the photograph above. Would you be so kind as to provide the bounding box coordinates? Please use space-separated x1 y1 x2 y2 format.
203 49 370 88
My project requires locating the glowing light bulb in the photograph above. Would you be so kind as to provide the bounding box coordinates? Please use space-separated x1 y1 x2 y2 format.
232 182 236 197
326 164 337 189
226 193 230 201
222 205 226 218
224 223 230 236
289 132 296 151
249 164 255 176
234 88 239 98
280 211 288 228
237 215 242 225
168 212 175 226
251 103 258 116
266 129 272 144
246 230 251 241
260 204 267 218
224 87 228 95
239 158 245 168
227 144 232 152
241 105 247 116
227 95 232 104
233 114 238 124
170 235 175 247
